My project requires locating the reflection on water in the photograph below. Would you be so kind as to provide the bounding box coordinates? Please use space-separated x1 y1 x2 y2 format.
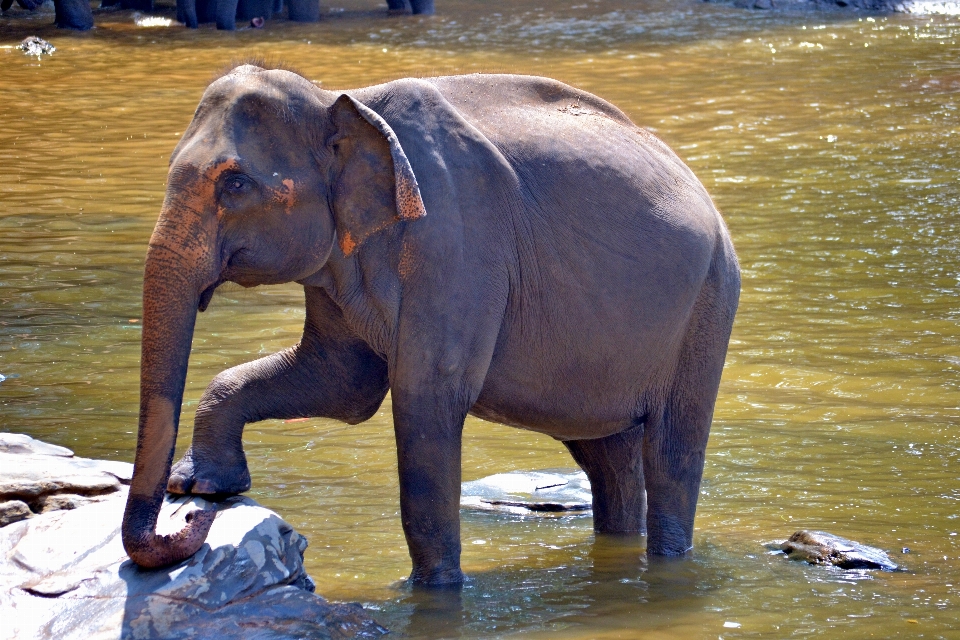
2 0 959 636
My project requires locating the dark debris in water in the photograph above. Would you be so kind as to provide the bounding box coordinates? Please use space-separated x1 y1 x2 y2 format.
18 36 55 57
773 530 900 571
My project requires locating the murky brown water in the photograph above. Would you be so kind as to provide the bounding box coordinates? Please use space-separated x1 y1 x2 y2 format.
2 0 960 636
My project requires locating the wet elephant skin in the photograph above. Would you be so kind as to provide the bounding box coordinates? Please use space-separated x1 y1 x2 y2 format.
121 66 740 586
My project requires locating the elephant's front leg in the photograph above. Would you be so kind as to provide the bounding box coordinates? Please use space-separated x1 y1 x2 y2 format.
167 348 299 495
169 298 389 495
392 389 469 586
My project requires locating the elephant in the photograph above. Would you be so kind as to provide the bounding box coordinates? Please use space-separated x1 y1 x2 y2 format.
387 0 434 14
177 0 316 29
176 0 256 30
1 0 43 11
100 0 151 11
121 66 741 586
54 0 93 29
176 0 412 29
0 0 93 30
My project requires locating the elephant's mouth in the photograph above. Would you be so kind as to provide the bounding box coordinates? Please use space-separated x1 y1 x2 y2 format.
198 279 223 312
218 248 265 290
209 250 263 302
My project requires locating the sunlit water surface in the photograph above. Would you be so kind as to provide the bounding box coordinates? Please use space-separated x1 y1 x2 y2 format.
2 0 959 637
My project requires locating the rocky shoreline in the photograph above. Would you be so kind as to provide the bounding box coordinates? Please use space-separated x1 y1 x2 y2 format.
0 433 386 640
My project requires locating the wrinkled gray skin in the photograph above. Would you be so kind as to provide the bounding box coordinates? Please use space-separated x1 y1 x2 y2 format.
121 66 740 586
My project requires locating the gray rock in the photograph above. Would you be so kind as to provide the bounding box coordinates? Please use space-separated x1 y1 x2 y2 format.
0 433 386 639
0 490 387 639
0 434 133 516
778 530 899 571
0 452 123 502
0 500 32 527
0 435 133 485
461 469 592 515
0 433 73 458
67 456 134 484
37 493 109 513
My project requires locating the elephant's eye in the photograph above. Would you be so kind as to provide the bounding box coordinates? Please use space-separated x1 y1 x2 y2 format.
223 174 252 196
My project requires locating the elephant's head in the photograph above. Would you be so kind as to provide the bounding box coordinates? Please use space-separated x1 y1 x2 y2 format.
122 65 426 569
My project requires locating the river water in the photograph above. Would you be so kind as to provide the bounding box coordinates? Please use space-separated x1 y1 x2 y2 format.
1 0 959 636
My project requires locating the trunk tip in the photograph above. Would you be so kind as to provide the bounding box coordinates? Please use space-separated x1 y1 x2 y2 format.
123 508 217 569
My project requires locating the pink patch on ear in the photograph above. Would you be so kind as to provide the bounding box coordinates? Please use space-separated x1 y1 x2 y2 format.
395 173 427 221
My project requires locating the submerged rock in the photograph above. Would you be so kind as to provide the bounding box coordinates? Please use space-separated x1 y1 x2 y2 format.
461 469 592 515
0 433 387 640
778 530 899 571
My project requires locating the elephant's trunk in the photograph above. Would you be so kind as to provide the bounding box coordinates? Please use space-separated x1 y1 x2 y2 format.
122 224 218 568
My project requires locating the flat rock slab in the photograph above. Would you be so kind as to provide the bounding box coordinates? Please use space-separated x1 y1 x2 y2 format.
461 469 592 515
0 434 133 527
0 452 131 500
0 433 74 457
0 433 386 640
0 489 387 640
777 530 899 571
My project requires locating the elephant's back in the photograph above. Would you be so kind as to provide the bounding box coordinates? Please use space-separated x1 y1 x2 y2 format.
425 74 636 129
426 74 722 239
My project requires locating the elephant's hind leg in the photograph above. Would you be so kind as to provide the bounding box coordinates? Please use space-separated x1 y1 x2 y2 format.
564 424 646 534
642 259 738 556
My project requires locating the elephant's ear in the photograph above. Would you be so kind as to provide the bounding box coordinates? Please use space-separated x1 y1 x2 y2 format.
328 94 427 256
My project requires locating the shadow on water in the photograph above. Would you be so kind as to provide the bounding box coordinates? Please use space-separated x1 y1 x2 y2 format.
376 534 728 639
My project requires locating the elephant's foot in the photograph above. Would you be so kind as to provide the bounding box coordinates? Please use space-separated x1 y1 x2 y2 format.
409 0 433 14
645 512 695 556
408 564 465 588
168 446 251 496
